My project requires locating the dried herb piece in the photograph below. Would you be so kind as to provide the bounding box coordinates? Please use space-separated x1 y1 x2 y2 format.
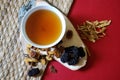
29 51 40 59
49 65 57 73
26 44 32 48
54 46 64 58
24 57 38 65
40 58 46 65
53 50 61 58
46 55 53 61
48 51 55 55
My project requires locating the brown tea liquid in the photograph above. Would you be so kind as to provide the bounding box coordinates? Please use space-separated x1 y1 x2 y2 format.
26 10 62 45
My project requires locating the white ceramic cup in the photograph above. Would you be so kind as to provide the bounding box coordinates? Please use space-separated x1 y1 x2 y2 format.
21 4 66 48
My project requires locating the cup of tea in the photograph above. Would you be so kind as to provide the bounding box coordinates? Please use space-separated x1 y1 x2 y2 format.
21 3 66 48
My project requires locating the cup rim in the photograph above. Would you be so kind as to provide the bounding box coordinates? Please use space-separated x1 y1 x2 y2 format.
21 5 66 48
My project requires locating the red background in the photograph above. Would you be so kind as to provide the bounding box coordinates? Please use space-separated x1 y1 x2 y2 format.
43 0 120 80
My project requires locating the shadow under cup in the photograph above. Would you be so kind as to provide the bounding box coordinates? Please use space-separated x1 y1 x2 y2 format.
21 5 66 48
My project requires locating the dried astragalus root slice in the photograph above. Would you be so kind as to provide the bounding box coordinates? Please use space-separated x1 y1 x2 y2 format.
46 55 53 61
40 58 46 65
48 51 55 55
26 44 32 54
77 20 111 42
26 44 32 48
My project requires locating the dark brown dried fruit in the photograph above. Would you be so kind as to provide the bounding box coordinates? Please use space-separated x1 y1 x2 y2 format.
66 30 73 39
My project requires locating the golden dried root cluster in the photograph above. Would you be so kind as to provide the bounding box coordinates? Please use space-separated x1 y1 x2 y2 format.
78 20 111 42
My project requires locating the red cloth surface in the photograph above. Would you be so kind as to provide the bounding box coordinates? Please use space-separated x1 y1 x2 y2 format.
43 0 120 80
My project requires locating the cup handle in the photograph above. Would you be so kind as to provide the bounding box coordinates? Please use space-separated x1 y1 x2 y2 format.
35 0 51 7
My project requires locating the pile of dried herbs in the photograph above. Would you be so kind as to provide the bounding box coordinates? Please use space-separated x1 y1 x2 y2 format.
77 20 111 42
